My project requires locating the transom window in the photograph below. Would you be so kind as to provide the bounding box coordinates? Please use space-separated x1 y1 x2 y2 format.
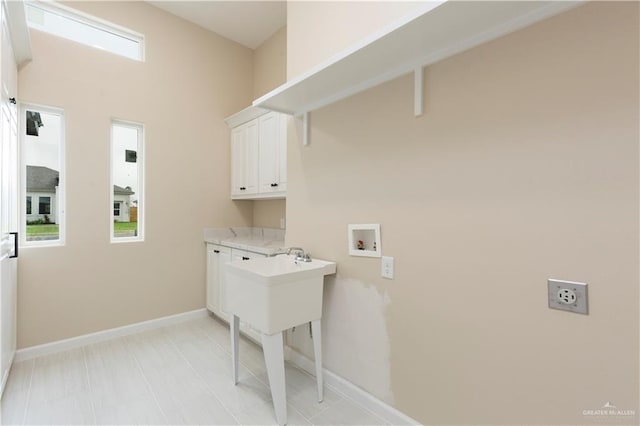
26 1 144 61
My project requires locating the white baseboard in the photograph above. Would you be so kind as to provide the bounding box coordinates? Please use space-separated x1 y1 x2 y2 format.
14 308 209 362
284 346 421 425
0 352 15 399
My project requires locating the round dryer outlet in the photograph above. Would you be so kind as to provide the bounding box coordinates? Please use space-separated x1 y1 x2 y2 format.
557 288 577 305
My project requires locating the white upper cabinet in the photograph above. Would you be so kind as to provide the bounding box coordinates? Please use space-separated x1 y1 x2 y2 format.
227 107 287 200
230 120 259 198
258 112 287 195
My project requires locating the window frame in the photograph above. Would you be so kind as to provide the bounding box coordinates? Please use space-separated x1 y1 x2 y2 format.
110 119 144 243
21 103 66 247
25 1 145 62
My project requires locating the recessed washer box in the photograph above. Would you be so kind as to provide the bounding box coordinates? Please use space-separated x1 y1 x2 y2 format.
348 224 381 257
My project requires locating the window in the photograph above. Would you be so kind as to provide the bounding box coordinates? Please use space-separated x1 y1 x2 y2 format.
38 196 51 215
22 105 65 244
111 121 143 242
26 2 144 61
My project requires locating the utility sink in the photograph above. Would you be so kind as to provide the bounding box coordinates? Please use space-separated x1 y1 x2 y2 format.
225 254 336 335
225 254 336 425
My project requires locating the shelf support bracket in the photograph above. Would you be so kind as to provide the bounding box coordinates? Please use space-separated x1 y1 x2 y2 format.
302 111 309 146
414 66 423 117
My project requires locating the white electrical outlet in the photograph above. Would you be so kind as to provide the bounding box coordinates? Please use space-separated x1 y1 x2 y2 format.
548 279 588 314
381 256 394 279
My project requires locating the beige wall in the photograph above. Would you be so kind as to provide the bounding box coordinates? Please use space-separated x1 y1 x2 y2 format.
287 1 422 79
17 1 254 348
253 25 286 99
285 2 639 424
252 26 287 228
252 200 286 229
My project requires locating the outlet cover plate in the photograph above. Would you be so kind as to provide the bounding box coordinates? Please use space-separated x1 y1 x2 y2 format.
381 256 394 279
548 279 588 315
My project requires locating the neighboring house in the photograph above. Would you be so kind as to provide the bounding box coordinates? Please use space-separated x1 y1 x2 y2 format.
113 185 134 222
26 165 135 223
26 165 59 224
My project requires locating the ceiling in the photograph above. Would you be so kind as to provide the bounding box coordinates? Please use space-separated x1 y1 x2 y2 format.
147 1 287 49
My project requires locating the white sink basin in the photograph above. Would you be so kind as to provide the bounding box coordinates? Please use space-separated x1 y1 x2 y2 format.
224 254 336 335
227 254 336 284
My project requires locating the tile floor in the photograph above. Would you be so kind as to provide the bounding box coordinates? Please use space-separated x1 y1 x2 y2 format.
0 314 391 425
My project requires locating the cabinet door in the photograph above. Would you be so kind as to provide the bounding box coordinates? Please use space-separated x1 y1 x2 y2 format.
258 112 287 194
230 121 259 198
277 114 287 191
245 120 259 195
206 244 231 317
230 127 245 197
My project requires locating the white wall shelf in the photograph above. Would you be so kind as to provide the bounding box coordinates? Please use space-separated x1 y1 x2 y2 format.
253 0 581 116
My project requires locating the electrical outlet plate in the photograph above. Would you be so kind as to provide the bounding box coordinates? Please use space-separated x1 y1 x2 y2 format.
548 279 588 315
381 256 394 279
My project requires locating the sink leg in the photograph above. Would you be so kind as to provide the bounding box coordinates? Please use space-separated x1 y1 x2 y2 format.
230 315 239 385
311 319 323 402
262 331 287 426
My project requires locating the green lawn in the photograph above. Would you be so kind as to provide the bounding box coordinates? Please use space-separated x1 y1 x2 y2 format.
26 224 59 235
114 222 138 231
26 222 137 235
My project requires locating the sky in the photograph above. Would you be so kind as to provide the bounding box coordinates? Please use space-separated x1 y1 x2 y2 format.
23 111 60 171
111 125 140 203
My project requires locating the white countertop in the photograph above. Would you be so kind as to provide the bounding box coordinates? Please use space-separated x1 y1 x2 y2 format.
203 227 285 256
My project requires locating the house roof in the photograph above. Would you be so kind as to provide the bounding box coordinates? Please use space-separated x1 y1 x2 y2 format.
114 185 135 195
26 165 58 192
26 165 135 196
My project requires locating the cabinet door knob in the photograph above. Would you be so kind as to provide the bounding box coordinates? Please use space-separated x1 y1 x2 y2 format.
213 249 220 254
240 187 246 191
271 183 278 187
242 256 249 260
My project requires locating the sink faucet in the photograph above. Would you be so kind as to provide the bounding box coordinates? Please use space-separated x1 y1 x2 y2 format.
286 247 312 262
